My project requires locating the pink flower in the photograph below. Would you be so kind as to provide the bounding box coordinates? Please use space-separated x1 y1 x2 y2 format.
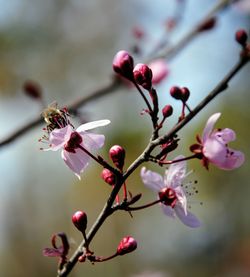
201 113 244 170
141 156 201 228
45 120 110 179
148 59 169 85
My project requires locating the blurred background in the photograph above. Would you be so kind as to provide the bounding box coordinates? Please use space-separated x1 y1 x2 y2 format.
0 0 250 276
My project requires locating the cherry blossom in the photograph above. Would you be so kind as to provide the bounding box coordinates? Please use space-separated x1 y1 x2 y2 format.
141 156 201 228
45 120 110 179
200 113 244 170
148 59 169 85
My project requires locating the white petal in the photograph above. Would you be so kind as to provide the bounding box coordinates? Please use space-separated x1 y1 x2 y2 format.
165 155 186 188
76 120 110 132
202 113 221 142
174 205 201 228
140 167 164 192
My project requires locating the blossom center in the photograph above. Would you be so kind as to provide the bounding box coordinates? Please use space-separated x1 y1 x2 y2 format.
64 132 82 153
158 187 177 208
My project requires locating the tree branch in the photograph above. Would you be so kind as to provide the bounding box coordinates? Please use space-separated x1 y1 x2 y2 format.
0 0 233 148
57 50 249 277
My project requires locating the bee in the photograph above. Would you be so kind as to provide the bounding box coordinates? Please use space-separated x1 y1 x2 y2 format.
42 102 70 132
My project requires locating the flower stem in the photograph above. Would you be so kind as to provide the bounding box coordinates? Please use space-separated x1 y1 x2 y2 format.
133 81 153 114
126 199 161 211
149 154 198 165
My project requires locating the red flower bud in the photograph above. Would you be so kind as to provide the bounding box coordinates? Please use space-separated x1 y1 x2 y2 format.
109 145 126 170
133 63 152 90
117 236 137 256
198 17 216 32
235 29 248 46
23 80 42 99
162 105 173 118
170 86 182 100
72 211 87 232
101 168 116 185
181 87 190 102
113 50 134 81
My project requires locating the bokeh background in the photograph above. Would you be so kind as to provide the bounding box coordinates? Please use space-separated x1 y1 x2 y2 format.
0 0 250 276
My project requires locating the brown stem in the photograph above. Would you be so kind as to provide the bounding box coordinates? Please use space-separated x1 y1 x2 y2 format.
148 154 198 165
125 199 160 211
133 81 153 115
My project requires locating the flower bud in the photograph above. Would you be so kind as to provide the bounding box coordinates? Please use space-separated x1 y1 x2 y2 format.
23 80 42 100
113 50 134 81
101 168 116 186
132 26 144 39
72 211 87 232
170 86 182 100
133 63 152 90
109 145 126 170
235 29 248 46
162 105 173 118
117 236 137 256
181 87 190 102
198 17 216 32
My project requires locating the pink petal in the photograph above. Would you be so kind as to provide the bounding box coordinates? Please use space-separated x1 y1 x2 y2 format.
80 133 105 151
43 247 63 257
174 205 201 228
148 59 169 85
165 155 186 188
214 128 236 144
214 148 245 170
76 120 110 132
203 137 227 165
140 167 164 192
61 149 90 179
49 125 73 151
202 113 221 142
161 204 175 219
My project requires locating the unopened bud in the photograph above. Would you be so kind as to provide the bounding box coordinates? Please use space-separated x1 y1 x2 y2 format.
162 105 173 118
117 236 137 256
170 86 182 100
133 63 152 90
72 211 87 232
113 50 134 81
198 17 216 32
109 145 126 170
23 80 42 100
101 168 116 185
235 29 248 47
181 87 190 102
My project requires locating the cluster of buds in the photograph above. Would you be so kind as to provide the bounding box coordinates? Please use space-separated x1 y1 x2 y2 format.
113 50 168 90
170 86 190 103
